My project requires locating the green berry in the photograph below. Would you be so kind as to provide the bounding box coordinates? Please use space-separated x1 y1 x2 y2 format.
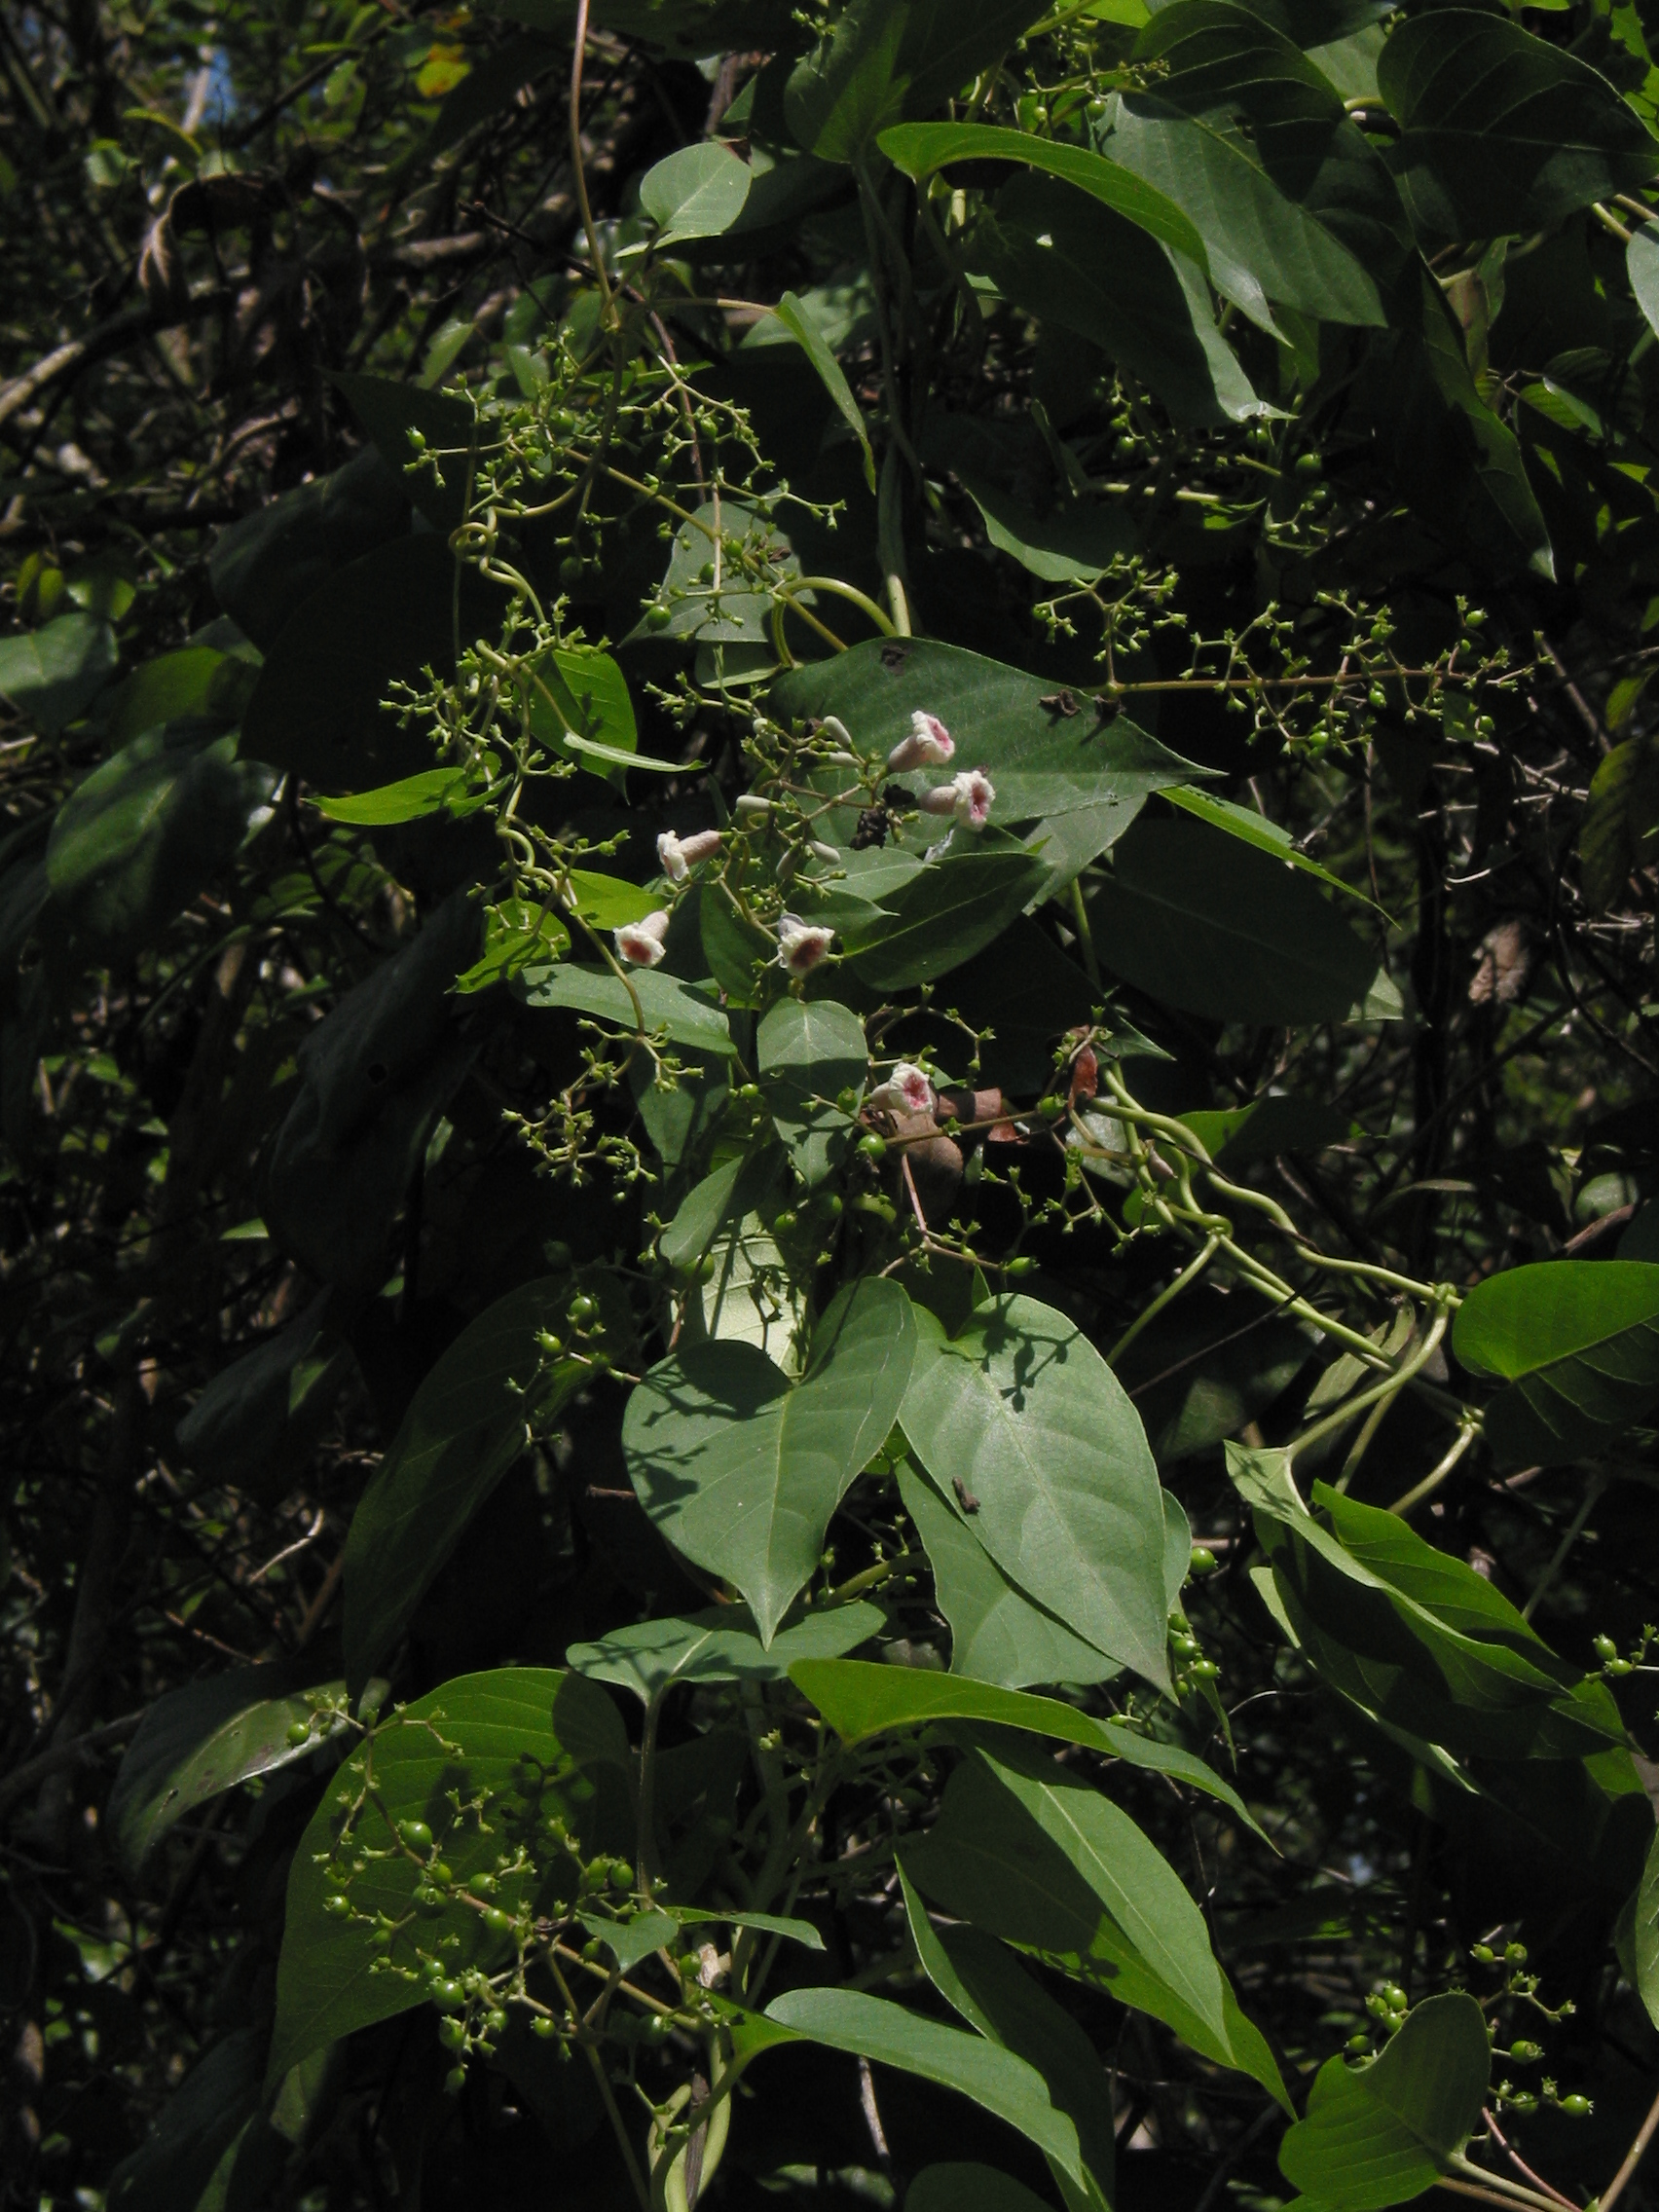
1560 2094 1592 2118
581 1936 605 1962
484 1906 514 1935
414 1884 445 1908
445 2066 467 2095
1505 1942 1529 1965
645 605 672 629
429 1862 454 1888
435 1980 466 2009
1188 1658 1221 1679
1369 683 1388 709
1607 1657 1634 1676
772 1210 797 1234
1038 1095 1065 1121
1381 1985 1407 2012
1511 2041 1543 2062
323 1894 351 1918
398 1820 433 1851
286 1719 312 1746
1005 1256 1036 1277
1508 2092 1538 2115
1171 1633 1200 1660
1346 2034 1370 2053
438 2015 465 2049
1295 451 1322 478
1471 1943 1495 1964
1189 1545 1218 1576
569 1292 599 1323
1594 1634 1619 1663
532 2014 556 2039
486 2008 509 2036
608 1860 635 1893
857 1133 888 1161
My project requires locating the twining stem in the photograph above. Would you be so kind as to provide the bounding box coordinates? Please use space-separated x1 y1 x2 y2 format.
1108 1236 1220 1368
1287 1308 1452 1464
1480 2108 1579 2212
1599 2078 1659 2212
1521 1472 1606 1622
1387 1420 1478 1516
547 1949 650 2210
568 0 614 328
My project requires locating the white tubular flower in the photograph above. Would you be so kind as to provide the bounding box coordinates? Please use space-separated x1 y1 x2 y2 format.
657 828 722 883
777 913 835 976
868 1062 936 1116
616 909 671 967
919 767 995 829
886 710 956 774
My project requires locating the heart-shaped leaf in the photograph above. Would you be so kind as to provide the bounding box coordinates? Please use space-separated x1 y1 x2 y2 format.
623 1277 916 1641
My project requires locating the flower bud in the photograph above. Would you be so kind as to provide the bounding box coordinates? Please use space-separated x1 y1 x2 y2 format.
918 767 995 829
867 1062 936 1116
615 910 671 967
656 828 722 883
776 913 834 976
887 710 956 774
735 794 772 815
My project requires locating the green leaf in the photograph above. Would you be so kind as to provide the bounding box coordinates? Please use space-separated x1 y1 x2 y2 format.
758 996 867 1185
1086 814 1379 1026
345 1273 614 1691
769 637 1202 825
576 1906 680 1972
1163 785 1382 908
1378 7 1659 243
902 1873 1114 2212
1630 223 1659 343
47 729 276 964
241 534 506 791
517 963 735 1052
787 1655 1262 1828
755 1986 1092 2193
260 895 480 1293
768 289 875 490
561 869 662 929
847 848 1054 990
1105 94 1383 331
174 1291 353 1500
550 646 637 753
701 879 776 1003
904 1741 1290 2106
313 766 487 825
623 1277 916 1641
109 1668 348 1874
0 610 119 735
1277 1993 1492 2209
900 1294 1171 1689
106 2030 266 2212
907 2171 1054 2212
1634 1825 1659 2033
899 1459 1123 1690
1235 1449 1625 1760
454 897 572 994
328 371 475 533
954 462 1142 581
568 1600 887 1705
106 645 230 749
879 121 1210 273
1367 271 1555 581
1453 1260 1659 1468
1579 735 1659 912
1117 0 1403 328
1177 1093 1352 1170
206 446 410 654
269 1668 627 2086
787 2 1051 163
966 175 1262 429
640 142 752 243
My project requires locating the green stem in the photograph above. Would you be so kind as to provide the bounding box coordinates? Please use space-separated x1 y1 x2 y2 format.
1108 1236 1219 1369
1386 1421 1477 1516
1287 1308 1452 1464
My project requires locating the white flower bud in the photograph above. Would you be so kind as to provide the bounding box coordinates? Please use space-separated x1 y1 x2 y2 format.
656 828 722 883
776 913 835 976
887 711 956 774
615 910 671 967
919 767 995 829
868 1062 936 1116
